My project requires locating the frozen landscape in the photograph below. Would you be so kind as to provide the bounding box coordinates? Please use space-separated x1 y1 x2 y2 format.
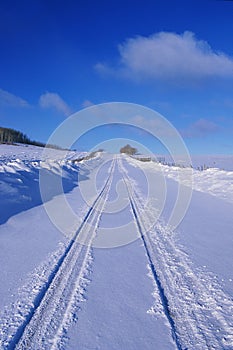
0 143 233 350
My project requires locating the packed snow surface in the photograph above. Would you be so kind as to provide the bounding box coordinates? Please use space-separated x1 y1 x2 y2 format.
0 144 233 349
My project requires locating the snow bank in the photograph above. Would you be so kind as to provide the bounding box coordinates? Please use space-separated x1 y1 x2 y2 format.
128 156 233 204
0 144 97 224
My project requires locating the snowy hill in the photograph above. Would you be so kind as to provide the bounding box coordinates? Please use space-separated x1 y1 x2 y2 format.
0 144 87 225
0 145 233 349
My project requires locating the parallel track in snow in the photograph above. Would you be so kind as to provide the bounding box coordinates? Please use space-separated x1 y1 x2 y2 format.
118 157 233 350
8 158 116 350
3 155 233 350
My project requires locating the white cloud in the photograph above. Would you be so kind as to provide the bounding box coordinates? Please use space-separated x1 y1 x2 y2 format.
96 31 233 81
182 118 220 138
130 114 178 138
0 88 29 107
39 92 72 116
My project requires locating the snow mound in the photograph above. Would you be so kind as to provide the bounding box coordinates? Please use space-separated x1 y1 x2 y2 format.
0 144 97 224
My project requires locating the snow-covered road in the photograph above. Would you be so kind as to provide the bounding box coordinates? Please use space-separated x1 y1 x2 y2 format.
119 158 233 349
0 146 233 349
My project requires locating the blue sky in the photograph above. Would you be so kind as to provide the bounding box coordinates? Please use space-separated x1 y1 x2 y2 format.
0 0 233 154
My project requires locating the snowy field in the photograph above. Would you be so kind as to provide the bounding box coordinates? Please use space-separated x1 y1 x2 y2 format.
156 154 233 171
0 144 233 349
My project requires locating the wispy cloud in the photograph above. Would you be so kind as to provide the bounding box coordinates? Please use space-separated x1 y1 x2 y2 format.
82 100 95 108
0 88 30 107
95 31 233 82
39 92 72 116
182 118 220 138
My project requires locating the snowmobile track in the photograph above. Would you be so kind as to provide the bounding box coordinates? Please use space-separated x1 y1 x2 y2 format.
118 156 233 350
8 158 116 350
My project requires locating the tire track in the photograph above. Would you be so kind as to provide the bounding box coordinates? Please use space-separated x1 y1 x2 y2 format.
7 158 116 350
118 156 233 350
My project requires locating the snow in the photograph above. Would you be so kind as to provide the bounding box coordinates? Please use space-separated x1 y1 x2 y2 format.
155 153 233 171
130 156 233 204
66 242 174 350
0 144 233 349
0 144 91 225
65 160 174 349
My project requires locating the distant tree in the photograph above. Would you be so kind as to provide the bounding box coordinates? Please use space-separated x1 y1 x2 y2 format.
120 144 137 155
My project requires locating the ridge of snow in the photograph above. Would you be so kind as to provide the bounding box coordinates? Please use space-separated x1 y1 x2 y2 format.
128 156 233 204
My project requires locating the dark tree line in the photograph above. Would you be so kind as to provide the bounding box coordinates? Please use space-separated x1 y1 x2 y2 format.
0 127 31 144
0 126 53 148
0 126 66 149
